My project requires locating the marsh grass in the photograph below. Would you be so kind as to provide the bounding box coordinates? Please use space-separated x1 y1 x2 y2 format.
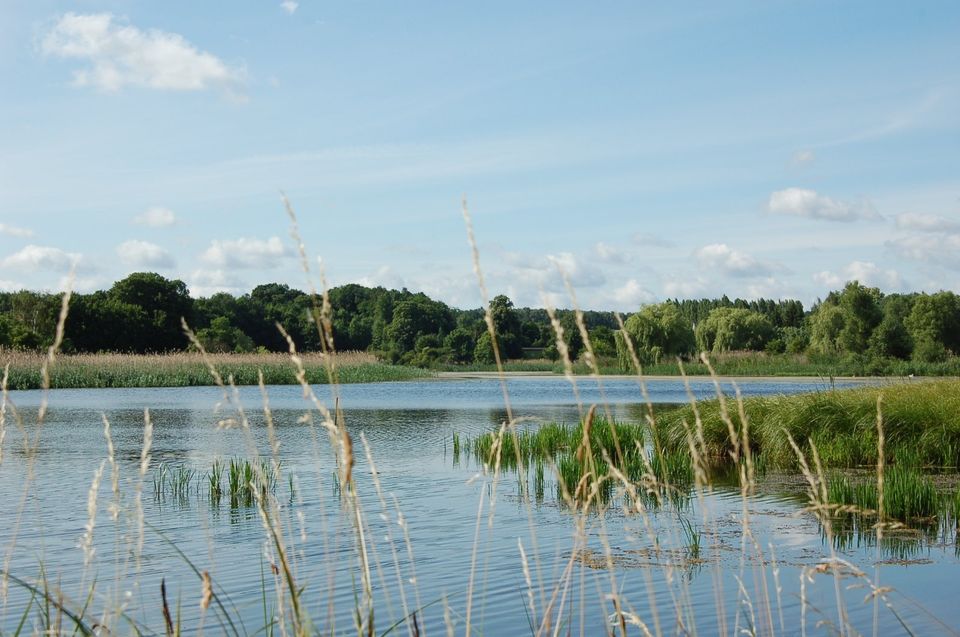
0 350 430 390
655 379 960 469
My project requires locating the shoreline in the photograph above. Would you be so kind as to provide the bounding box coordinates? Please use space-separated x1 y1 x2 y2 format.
435 371 905 383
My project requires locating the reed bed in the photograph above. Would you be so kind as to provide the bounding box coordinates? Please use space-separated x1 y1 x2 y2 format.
655 378 960 468
0 350 431 389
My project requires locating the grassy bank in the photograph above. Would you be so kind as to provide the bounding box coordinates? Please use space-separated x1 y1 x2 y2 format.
0 350 432 390
439 351 960 377
654 378 960 468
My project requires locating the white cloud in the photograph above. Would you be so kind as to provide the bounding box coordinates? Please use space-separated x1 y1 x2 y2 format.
1 245 80 271
611 279 656 308
592 242 630 265
188 269 247 297
813 261 905 291
887 234 960 270
694 243 778 277
745 277 790 300
791 150 815 166
0 279 24 292
0 223 34 238
134 206 177 227
894 212 960 233
767 187 880 222
544 252 606 289
663 275 708 299
116 239 175 268
41 13 244 94
280 1 299 14
200 236 289 269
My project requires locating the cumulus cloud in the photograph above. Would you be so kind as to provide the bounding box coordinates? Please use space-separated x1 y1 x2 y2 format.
134 206 177 227
767 187 880 222
694 243 778 277
544 252 606 289
894 212 960 233
188 269 247 297
592 242 630 265
1 245 80 271
280 1 299 14
887 234 960 270
813 261 905 291
201 236 289 269
41 13 244 94
663 275 708 299
0 279 24 292
0 223 34 238
611 279 656 308
116 239 175 268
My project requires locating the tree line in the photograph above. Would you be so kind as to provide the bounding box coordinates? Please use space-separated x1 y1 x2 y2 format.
1 273 959 369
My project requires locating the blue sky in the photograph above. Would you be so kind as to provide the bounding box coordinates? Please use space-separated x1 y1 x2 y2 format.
1 1 958 310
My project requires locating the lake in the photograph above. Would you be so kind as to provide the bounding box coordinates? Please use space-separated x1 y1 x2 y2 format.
1 376 956 635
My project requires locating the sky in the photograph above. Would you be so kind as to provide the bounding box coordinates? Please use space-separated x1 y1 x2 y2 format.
0 1 958 311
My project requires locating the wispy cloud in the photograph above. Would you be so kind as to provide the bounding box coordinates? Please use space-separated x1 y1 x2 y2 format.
134 206 177 227
280 1 299 14
791 149 815 167
41 13 244 94
0 223 34 238
200 236 289 269
592 242 630 265
767 187 880 222
894 212 960 233
887 234 960 270
116 239 175 268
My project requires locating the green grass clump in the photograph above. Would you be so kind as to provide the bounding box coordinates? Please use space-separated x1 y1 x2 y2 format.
465 415 695 506
828 465 940 522
655 379 960 469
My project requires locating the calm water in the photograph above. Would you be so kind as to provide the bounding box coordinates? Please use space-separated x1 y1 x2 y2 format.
1 377 956 635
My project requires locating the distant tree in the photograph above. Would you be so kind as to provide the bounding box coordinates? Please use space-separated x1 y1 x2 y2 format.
868 295 913 359
384 294 453 358
488 295 523 358
615 302 695 368
544 312 584 362
837 282 883 354
588 325 617 358
473 331 499 364
695 307 774 353
444 327 476 363
808 304 847 354
107 272 193 352
905 291 960 362
194 316 254 353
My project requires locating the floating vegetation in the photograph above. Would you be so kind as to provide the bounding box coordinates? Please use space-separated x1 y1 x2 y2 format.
152 457 281 508
460 413 695 508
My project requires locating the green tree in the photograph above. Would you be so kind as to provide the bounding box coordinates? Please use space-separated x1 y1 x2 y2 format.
384 294 453 359
489 295 523 358
444 327 476 363
837 282 882 354
808 304 846 354
194 316 254 353
108 272 194 352
615 302 695 368
695 307 774 353
905 291 960 362
473 331 499 364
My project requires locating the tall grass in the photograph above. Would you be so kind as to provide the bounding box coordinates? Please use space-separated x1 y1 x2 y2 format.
0 350 431 390
655 379 960 468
